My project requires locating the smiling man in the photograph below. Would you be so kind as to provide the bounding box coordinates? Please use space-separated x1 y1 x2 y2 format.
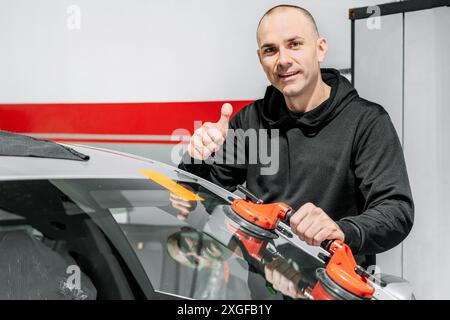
257 6 329 114
179 5 414 266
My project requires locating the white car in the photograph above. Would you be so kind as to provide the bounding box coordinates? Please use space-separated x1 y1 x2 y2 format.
0 136 413 300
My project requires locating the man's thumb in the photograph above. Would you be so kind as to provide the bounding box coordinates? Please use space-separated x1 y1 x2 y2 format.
217 103 233 127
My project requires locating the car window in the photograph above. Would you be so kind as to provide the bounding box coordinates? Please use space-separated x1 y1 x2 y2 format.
0 180 99 299
0 178 324 300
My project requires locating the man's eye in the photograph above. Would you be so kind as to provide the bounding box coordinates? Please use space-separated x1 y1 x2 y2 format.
263 47 276 55
291 41 302 48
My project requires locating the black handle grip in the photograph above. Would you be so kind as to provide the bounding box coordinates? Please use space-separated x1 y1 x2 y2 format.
320 239 335 251
282 208 294 224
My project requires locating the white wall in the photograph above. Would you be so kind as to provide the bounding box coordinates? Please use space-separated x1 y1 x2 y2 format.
354 13 405 280
402 6 450 300
353 4 450 299
0 0 380 103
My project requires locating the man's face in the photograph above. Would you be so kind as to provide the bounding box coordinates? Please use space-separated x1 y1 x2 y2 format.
257 9 327 98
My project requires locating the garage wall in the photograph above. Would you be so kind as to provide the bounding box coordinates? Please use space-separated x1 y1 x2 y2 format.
354 13 404 279
0 0 382 166
353 3 450 299
402 6 450 300
0 0 380 103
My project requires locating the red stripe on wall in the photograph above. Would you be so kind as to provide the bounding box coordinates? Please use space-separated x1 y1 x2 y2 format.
0 101 253 135
48 138 189 144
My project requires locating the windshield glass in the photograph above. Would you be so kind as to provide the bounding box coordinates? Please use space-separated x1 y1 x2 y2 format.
0 177 324 300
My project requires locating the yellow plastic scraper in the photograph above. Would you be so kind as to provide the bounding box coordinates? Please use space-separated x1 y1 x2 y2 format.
138 169 203 201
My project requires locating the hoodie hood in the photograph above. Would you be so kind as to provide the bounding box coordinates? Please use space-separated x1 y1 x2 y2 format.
261 68 359 132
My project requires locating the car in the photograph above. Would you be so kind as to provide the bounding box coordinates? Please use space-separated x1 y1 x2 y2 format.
0 134 414 300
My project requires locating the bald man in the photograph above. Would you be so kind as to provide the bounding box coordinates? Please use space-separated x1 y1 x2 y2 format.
178 5 414 266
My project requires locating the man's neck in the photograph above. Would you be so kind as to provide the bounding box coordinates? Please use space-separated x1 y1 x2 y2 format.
284 76 332 113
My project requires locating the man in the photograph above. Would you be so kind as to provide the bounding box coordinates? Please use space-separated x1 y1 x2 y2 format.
178 5 414 264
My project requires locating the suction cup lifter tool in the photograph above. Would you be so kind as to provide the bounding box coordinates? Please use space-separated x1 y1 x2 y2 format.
306 239 375 300
227 185 378 300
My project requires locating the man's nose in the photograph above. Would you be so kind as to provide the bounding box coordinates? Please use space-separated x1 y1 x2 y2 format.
277 48 293 69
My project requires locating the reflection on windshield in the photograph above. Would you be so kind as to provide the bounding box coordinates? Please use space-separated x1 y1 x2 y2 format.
166 228 251 299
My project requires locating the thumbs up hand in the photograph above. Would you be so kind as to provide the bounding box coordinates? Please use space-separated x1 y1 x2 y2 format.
188 103 233 160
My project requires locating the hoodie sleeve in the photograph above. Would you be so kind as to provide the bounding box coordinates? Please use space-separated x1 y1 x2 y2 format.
337 112 414 255
178 113 248 192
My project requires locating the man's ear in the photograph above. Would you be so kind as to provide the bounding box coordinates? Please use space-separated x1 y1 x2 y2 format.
316 37 328 63
256 48 262 64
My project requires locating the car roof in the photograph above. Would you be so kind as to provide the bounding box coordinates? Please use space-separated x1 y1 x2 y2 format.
0 143 239 202
0 144 182 180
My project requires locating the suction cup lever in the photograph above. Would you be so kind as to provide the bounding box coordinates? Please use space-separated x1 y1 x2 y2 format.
236 185 263 204
280 207 294 225
320 239 335 251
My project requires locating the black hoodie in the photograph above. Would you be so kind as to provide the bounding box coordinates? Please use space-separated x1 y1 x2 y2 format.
179 68 414 259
